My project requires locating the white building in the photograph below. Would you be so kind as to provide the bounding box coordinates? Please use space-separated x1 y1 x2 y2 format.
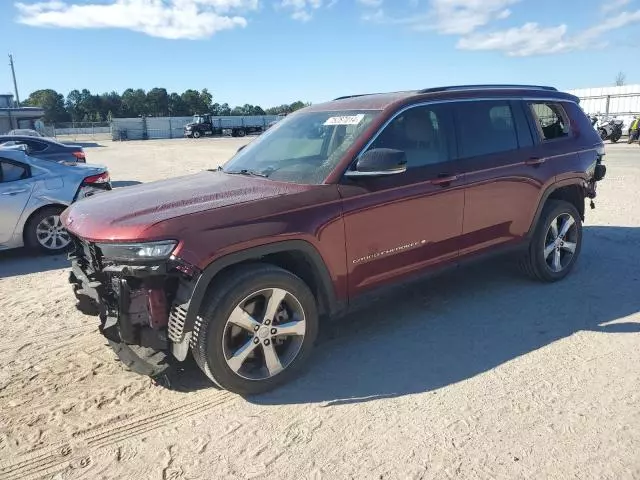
0 94 45 134
567 84 640 130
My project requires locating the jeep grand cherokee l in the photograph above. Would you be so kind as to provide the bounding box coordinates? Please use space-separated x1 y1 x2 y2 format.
63 85 606 395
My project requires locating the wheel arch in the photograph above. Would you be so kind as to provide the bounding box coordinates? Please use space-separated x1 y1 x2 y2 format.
21 203 69 244
527 180 586 239
183 240 341 335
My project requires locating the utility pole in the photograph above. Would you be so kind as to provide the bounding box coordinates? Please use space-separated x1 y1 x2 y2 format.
8 54 20 107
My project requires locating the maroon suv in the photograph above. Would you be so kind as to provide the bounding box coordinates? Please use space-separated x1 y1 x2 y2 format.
63 85 606 394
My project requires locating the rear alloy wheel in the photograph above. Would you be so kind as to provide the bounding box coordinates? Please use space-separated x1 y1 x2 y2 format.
25 207 71 254
192 264 318 395
519 200 582 282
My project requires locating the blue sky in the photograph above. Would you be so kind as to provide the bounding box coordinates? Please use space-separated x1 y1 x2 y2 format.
2 0 640 107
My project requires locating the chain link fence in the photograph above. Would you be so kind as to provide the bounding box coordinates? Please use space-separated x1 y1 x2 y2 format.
42 122 112 142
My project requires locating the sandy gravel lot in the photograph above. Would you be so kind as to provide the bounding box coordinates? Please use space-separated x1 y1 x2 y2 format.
0 138 639 480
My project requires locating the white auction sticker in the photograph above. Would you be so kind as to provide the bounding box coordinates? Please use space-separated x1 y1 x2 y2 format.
323 114 365 126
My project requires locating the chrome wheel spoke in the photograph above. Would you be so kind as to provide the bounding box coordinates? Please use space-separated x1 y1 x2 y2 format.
263 288 287 322
561 241 577 253
552 248 562 272
544 242 556 259
274 320 305 337
228 306 261 332
227 339 260 373
558 216 575 238
262 342 283 376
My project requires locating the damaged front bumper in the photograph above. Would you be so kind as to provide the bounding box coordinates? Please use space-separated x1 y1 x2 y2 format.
68 237 200 371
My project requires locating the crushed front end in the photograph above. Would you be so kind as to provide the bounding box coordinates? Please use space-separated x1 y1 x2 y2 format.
68 236 200 376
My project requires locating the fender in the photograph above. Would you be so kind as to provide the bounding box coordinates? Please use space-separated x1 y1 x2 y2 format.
180 240 341 337
525 177 587 239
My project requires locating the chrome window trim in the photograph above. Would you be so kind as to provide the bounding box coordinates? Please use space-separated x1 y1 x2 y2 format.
344 96 579 175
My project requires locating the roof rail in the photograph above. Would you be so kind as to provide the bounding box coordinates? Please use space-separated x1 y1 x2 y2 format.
418 84 558 94
332 93 379 101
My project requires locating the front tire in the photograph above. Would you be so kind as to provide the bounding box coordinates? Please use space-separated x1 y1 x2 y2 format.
192 130 202 139
25 206 72 254
191 264 319 395
519 200 583 282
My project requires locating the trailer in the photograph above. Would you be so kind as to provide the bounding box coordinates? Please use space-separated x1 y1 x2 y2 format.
184 114 281 138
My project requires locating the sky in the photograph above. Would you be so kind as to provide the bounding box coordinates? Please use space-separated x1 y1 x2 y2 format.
2 0 640 108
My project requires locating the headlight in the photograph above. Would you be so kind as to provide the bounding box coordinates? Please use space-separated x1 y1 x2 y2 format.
97 241 177 262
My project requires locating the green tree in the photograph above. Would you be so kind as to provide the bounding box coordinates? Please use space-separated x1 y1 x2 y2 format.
122 88 147 116
200 88 213 112
23 89 70 123
146 87 169 116
168 92 189 116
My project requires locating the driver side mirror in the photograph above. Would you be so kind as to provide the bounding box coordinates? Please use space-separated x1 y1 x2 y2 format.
344 148 407 178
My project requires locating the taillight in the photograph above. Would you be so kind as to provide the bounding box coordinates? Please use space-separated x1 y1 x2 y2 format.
73 151 86 161
83 171 110 184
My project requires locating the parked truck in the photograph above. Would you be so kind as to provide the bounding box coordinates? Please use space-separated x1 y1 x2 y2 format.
184 114 277 138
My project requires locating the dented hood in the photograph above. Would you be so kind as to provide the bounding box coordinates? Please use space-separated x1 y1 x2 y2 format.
62 170 311 241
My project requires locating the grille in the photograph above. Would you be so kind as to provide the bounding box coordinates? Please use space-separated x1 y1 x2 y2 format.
168 303 188 342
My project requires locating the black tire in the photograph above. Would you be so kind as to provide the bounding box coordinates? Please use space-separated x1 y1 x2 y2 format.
191 264 319 395
237 129 246 137
192 130 201 139
108 340 170 377
611 133 620 143
519 200 583 282
24 206 71 254
599 129 607 141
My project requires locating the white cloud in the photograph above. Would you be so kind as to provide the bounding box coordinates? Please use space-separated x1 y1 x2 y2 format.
362 0 517 35
602 0 630 13
280 0 324 22
457 10 640 56
14 0 258 39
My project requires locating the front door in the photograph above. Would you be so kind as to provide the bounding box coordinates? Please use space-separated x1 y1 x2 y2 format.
0 158 34 245
338 103 465 297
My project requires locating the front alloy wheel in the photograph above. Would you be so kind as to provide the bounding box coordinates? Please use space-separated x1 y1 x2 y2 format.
192 264 319 395
222 288 306 381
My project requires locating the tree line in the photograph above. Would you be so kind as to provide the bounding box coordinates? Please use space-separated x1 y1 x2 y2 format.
22 88 311 124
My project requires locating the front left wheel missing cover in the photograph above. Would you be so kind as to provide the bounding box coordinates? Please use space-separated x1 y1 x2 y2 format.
191 264 318 395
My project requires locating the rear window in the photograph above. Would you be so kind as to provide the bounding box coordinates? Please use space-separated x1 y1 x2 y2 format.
529 102 570 140
456 101 519 158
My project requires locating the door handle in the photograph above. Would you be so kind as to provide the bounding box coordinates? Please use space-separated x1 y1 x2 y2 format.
431 174 459 186
1 189 27 195
525 157 546 166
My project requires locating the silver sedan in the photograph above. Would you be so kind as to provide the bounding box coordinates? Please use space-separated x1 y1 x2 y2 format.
0 146 111 254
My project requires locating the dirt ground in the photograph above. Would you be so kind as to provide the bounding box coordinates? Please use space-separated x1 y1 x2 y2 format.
1 138 639 480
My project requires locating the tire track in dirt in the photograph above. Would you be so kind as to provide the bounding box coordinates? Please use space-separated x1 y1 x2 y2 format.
0 389 235 480
0 325 96 355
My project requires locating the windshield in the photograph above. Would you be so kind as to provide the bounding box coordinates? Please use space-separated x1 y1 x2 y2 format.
194 115 206 124
222 110 380 184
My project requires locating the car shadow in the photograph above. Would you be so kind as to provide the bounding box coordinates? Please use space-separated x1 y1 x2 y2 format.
112 180 143 188
0 249 70 278
232 224 638 405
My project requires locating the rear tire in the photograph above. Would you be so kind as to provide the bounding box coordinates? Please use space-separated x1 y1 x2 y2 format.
24 206 72 254
191 264 319 395
519 200 582 282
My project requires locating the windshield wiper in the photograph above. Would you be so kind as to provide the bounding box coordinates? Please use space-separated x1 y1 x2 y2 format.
224 168 269 178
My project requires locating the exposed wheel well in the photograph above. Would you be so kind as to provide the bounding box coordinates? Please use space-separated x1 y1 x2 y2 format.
201 249 333 319
547 185 585 220
22 203 68 243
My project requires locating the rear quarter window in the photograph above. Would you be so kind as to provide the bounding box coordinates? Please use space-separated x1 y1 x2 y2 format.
529 102 571 141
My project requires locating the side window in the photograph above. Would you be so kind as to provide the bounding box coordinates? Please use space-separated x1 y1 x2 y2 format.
369 105 451 168
0 160 29 183
456 101 518 158
529 102 570 140
25 140 48 152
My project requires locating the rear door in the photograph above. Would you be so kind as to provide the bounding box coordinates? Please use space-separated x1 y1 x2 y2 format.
0 157 34 244
453 99 552 257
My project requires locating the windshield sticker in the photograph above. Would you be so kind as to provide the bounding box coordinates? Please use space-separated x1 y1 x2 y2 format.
324 114 365 126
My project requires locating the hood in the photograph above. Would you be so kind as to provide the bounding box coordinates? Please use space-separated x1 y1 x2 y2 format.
184 122 197 128
62 170 311 242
